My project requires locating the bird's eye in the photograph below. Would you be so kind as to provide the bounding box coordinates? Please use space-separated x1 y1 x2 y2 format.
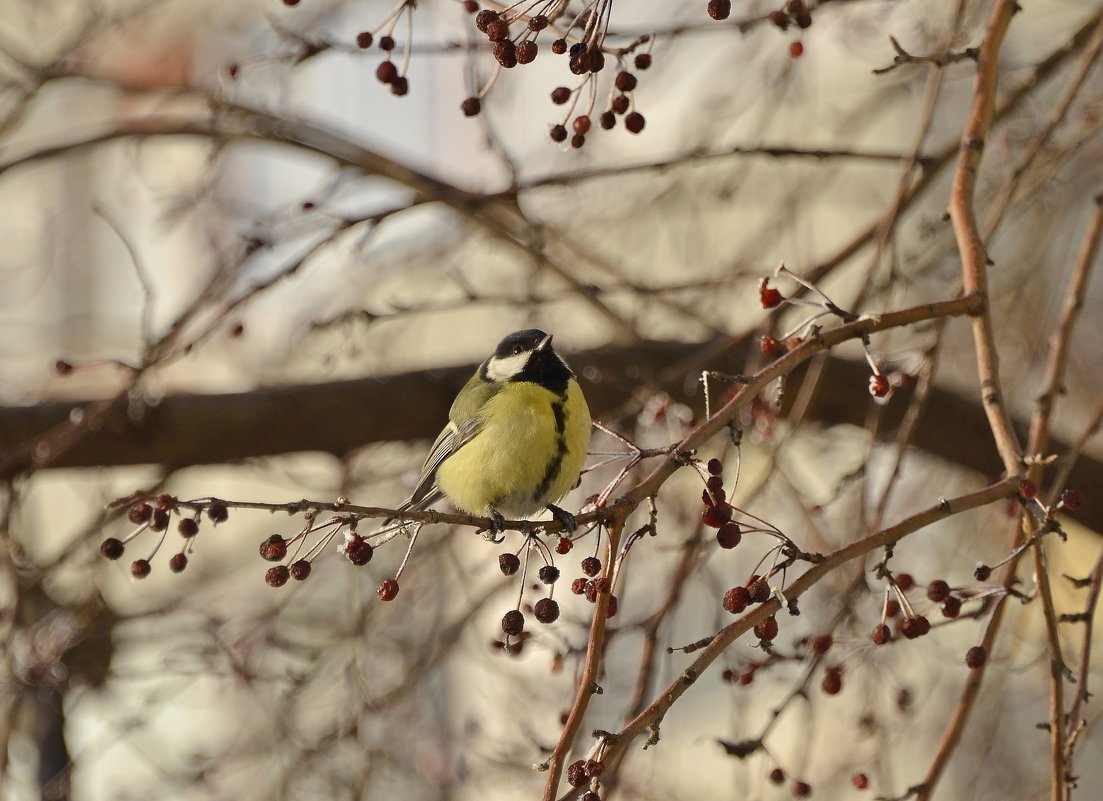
512 345 523 355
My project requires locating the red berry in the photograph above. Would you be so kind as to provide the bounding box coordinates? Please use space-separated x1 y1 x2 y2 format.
869 373 891 398
265 565 289 587
150 508 170 532
571 577 588 594
131 560 152 579
759 282 784 309
551 38 567 54
811 634 832 654
600 111 616 129
1019 478 1037 498
290 560 311 580
871 624 891 645
965 645 987 668
974 564 992 581
377 579 400 601
926 579 951 602
376 61 398 84
567 760 587 787
550 124 568 143
486 19 509 42
177 518 199 538
573 115 591 135
606 594 618 617
900 617 920 639
499 553 520 576
463 0 478 12
356 31 373 49
556 537 573 555
517 40 538 64
941 596 962 618
475 9 497 32
702 503 733 527
502 609 525 635
821 667 842 695
529 15 548 31
551 86 571 104
754 615 778 641
634 53 652 69
611 94 630 114
345 535 373 566
259 534 288 562
493 41 517 68
1061 488 1085 511
716 522 742 549
581 556 601 577
534 598 560 623
128 502 153 524
169 553 188 573
538 565 560 584
760 335 779 354
769 10 790 29
896 573 915 591
707 0 732 21
769 767 785 784
624 111 645 133
461 96 481 117
852 772 869 790
614 71 637 91
749 578 771 603
100 538 124 560
723 586 751 614
707 458 724 475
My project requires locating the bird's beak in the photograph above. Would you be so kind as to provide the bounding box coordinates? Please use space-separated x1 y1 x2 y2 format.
538 334 553 351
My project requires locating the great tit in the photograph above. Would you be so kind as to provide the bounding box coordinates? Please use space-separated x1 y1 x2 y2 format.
393 329 591 534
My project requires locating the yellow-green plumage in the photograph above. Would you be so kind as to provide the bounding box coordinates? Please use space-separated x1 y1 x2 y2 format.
436 379 590 517
394 329 591 528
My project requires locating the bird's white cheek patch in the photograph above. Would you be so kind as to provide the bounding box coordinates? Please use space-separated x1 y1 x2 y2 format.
485 352 530 381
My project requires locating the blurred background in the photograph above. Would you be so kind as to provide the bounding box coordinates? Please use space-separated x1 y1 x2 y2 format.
1 0 1103 799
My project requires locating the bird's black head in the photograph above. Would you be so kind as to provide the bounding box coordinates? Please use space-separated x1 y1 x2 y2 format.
483 329 573 393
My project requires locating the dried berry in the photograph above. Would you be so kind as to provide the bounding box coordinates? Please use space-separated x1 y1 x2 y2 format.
502 609 525 636
702 503 733 528
290 560 311 581
615 71 638 92
534 597 560 623
475 10 498 32
538 565 561 584
974 563 992 581
100 538 124 560
486 19 509 42
871 623 891 645
1061 488 1084 511
207 502 229 523
265 565 289 587
376 579 399 601
499 553 520 576
624 111 645 133
707 0 732 21
550 124 568 143
259 534 287 562
550 86 571 104
130 559 151 578
941 596 962 618
169 553 188 573
178 518 199 538
463 0 478 12
128 503 153 524
379 35 395 51
356 31 373 48
754 614 779 641
811 634 833 654
581 556 601 577
529 15 548 31
707 458 723 475
789 41 804 58
150 508 170 532
556 537 573 555
573 115 591 135
716 522 742 549
345 534 373 566
606 594 619 617
926 579 951 602
461 96 481 117
822 667 842 695
611 94 630 115
571 577 588 594
749 578 771 604
896 573 915 591
965 645 987 668
493 40 517 68
551 38 567 54
769 10 790 29
852 772 869 790
723 585 751 614
376 60 398 84
517 40 538 64
760 335 779 354
567 760 588 787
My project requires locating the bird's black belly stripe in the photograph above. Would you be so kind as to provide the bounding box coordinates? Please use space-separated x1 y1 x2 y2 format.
534 398 567 502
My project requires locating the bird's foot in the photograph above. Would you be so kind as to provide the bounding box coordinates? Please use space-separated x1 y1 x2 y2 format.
547 504 577 533
480 509 507 543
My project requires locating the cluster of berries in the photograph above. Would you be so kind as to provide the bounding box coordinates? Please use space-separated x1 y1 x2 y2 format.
99 494 227 578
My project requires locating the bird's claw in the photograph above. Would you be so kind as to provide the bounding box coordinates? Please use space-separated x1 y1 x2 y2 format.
481 510 507 542
547 504 577 532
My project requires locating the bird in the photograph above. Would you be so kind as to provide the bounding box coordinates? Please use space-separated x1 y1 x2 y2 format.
391 329 591 535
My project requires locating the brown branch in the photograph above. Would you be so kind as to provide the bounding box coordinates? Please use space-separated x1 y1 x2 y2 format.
947 0 1021 476
872 35 978 75
582 479 1019 793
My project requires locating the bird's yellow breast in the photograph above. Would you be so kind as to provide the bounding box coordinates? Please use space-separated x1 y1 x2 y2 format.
435 379 590 517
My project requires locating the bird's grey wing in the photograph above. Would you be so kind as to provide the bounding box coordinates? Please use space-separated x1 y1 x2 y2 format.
405 415 485 509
